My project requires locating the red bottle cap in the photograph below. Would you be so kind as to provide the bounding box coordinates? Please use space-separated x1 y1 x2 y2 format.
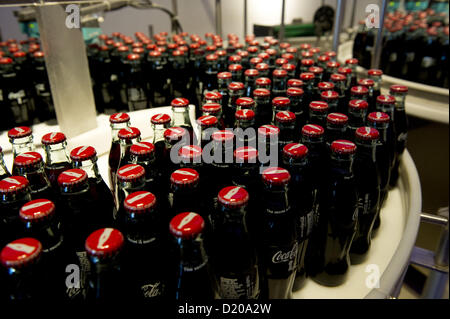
19 199 55 222
301 51 313 58
349 99 369 110
331 140 357 154
133 47 144 55
1 238 42 268
164 127 187 142
345 58 359 65
255 77 271 86
280 42 291 49
118 127 141 140
272 97 291 108
318 55 330 63
368 69 383 76
310 47 321 54
229 64 243 72
286 87 304 97
41 132 66 145
283 143 308 159
212 130 234 143
70 146 97 161
321 90 339 100
338 67 352 75
309 66 324 75
236 97 255 109
151 113 171 125
218 186 249 208
244 69 259 77
351 86 369 96
171 97 190 108
376 95 396 105
229 55 242 63
368 111 390 123
124 191 156 213
127 53 140 61
0 57 13 64
287 79 303 88
253 88 271 97
318 82 335 91
358 78 374 87
356 127 380 141
85 228 124 258
14 152 42 167
262 167 291 186
258 125 280 138
228 82 245 91
235 109 255 120
33 51 44 59
57 169 87 187
202 103 222 114
327 113 348 125
149 50 161 57
300 43 311 50
247 46 259 54
286 47 297 54
169 212 204 239
330 74 346 82
258 53 270 60
301 59 314 66
300 72 315 81
256 63 269 71
197 115 218 127
205 45 217 52
13 51 26 58
390 84 408 93
326 61 340 69
309 101 329 112
178 145 202 161
273 69 288 78
218 72 232 79
0 176 30 194
130 142 155 156
275 111 296 123
206 53 218 61
234 146 258 162
117 164 145 182
170 168 199 186
204 91 222 101
8 126 32 139
302 124 325 137
282 63 295 72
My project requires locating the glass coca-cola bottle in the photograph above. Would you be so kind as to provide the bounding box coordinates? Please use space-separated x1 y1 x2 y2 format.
0 176 32 246
229 64 243 83
234 110 256 148
226 82 245 128
171 98 197 145
232 146 260 196
8 126 35 158
0 237 46 300
41 132 71 190
170 50 189 99
123 53 148 111
309 140 358 286
32 51 56 122
129 142 159 196
330 73 348 114
147 50 170 107
389 85 409 187
345 58 359 88
281 143 314 291
253 88 272 127
70 145 116 226
358 78 376 112
300 72 315 107
325 113 349 148
338 66 353 97
350 127 381 264
258 167 298 299
217 71 232 112
12 151 54 201
170 212 217 300
272 69 288 97
287 79 303 90
308 101 329 128
203 91 222 106
85 228 126 300
350 85 369 103
212 186 261 299
117 126 142 179
271 96 290 124
121 191 169 300
244 69 259 98
320 90 339 114
209 130 235 198
108 112 131 190
286 87 306 132
368 69 383 108
347 99 369 140
257 125 280 169
256 63 270 78
151 113 171 186
275 111 297 156
203 54 219 95
201 103 224 130
325 61 340 83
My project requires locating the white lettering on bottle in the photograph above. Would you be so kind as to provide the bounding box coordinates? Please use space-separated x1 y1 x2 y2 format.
271 242 298 265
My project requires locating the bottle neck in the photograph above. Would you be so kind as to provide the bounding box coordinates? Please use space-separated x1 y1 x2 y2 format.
123 211 160 245
88 255 122 298
391 93 406 110
262 184 291 214
111 122 130 143
152 123 170 144
171 107 192 128
72 157 102 180
176 235 208 271
23 217 63 253
356 140 377 162
14 164 51 193
330 154 354 175
369 122 389 143
44 142 71 166
10 136 35 158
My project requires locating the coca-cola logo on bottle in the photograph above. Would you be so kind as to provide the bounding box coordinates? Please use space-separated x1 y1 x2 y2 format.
271 242 298 264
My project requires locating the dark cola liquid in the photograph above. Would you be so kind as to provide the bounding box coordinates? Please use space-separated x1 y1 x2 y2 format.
45 162 72 190
108 141 121 189
88 178 116 227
